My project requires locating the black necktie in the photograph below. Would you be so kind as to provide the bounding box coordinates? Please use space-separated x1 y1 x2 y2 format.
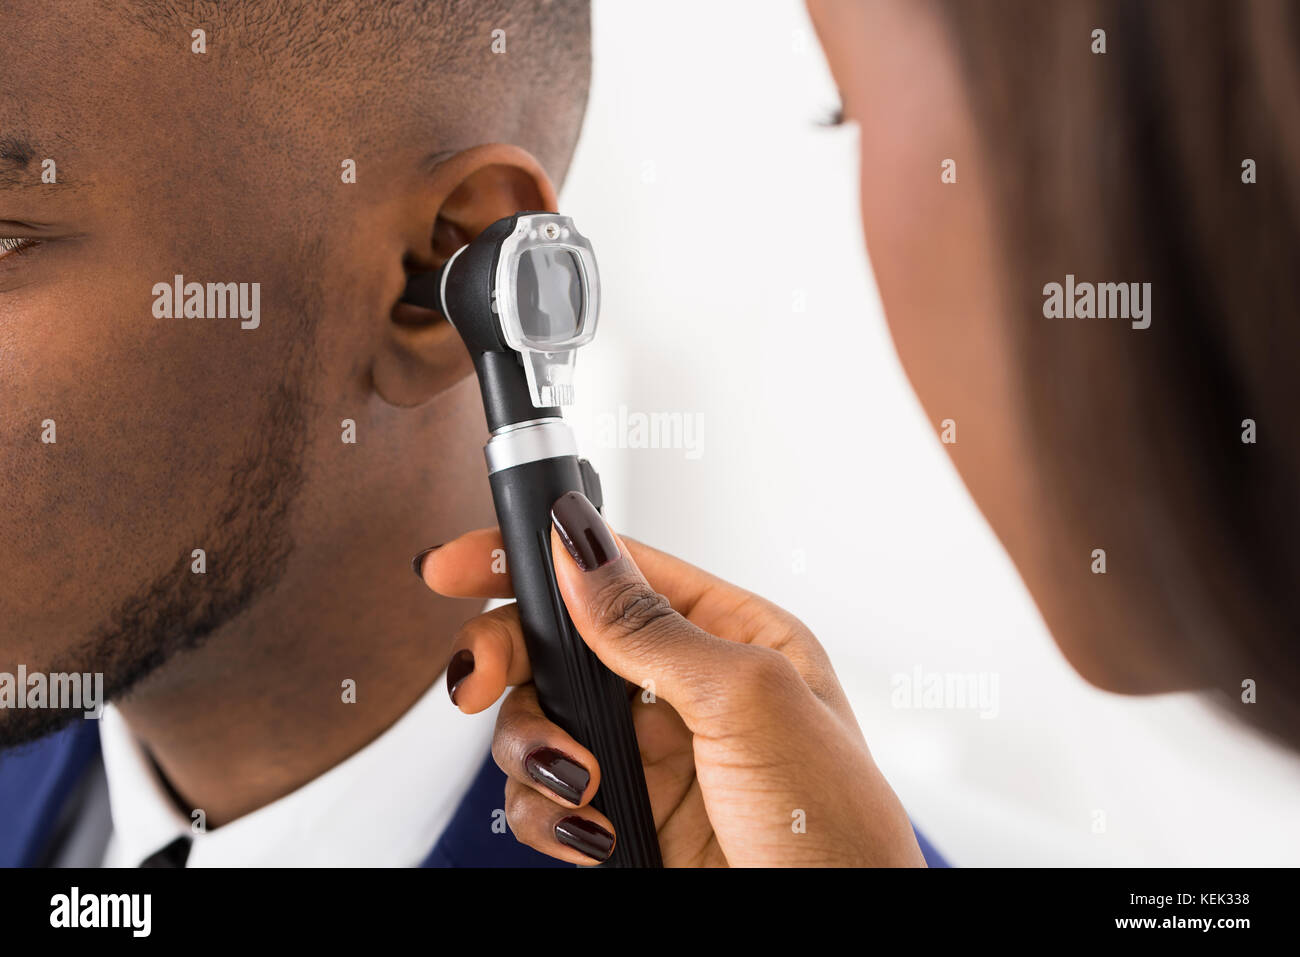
139 835 192 868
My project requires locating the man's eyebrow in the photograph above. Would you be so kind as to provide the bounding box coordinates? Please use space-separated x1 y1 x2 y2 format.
0 133 83 190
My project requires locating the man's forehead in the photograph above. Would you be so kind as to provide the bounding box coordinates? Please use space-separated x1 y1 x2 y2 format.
1 13 166 153
0 19 265 195
0 3 249 124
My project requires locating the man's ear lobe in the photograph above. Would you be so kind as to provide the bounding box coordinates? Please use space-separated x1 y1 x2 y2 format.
374 144 557 409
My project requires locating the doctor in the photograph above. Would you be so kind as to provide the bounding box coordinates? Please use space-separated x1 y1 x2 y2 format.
421 0 1300 865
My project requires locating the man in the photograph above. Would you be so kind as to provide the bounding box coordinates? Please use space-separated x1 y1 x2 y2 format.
0 0 589 867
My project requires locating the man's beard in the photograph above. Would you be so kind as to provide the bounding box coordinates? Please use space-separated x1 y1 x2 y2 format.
0 338 316 751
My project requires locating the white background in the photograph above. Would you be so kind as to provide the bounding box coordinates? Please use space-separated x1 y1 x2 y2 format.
558 0 1300 865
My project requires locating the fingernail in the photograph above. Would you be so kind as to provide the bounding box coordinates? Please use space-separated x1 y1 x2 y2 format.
525 747 591 805
554 816 615 863
551 491 620 572
411 545 441 580
445 649 474 705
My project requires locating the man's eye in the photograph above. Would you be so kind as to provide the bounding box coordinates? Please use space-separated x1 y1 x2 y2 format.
0 236 40 259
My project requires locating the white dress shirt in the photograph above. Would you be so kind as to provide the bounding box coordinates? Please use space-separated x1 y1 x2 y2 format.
97 677 495 867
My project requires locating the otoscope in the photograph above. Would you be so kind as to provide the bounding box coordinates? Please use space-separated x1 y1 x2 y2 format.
402 212 663 868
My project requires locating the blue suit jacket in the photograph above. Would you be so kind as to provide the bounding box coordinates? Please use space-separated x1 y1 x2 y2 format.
0 721 946 867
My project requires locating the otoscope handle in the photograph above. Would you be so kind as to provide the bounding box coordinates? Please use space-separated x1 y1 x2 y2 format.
486 432 663 868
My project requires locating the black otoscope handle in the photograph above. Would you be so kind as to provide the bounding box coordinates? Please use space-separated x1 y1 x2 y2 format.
488 449 663 867
402 215 660 865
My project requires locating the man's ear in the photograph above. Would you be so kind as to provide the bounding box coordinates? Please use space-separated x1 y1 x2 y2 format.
374 143 558 408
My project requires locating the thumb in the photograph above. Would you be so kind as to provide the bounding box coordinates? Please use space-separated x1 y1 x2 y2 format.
549 490 747 727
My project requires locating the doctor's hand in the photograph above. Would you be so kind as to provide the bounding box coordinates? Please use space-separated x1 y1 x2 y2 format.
416 490 925 867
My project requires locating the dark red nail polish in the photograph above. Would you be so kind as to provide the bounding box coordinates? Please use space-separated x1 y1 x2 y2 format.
445 649 474 704
550 491 619 572
554 816 615 863
525 747 591 805
411 545 441 580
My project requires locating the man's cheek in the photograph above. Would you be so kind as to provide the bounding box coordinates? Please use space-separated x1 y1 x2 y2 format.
0 288 266 642
0 298 90 522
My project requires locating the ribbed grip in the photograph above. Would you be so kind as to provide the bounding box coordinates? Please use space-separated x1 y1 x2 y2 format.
489 456 663 867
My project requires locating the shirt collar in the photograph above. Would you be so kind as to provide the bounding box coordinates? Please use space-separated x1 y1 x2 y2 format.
99 676 493 867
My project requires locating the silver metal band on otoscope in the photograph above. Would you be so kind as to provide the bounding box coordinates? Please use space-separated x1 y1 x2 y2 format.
484 418 578 474
438 243 467 318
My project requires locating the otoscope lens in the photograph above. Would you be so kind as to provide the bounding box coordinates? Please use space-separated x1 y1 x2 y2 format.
517 247 584 344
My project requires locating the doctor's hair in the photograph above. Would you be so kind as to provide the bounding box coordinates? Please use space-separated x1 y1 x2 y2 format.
937 0 1300 748
117 0 592 184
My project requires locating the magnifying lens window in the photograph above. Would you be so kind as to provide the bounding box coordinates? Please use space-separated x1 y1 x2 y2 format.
516 247 584 344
